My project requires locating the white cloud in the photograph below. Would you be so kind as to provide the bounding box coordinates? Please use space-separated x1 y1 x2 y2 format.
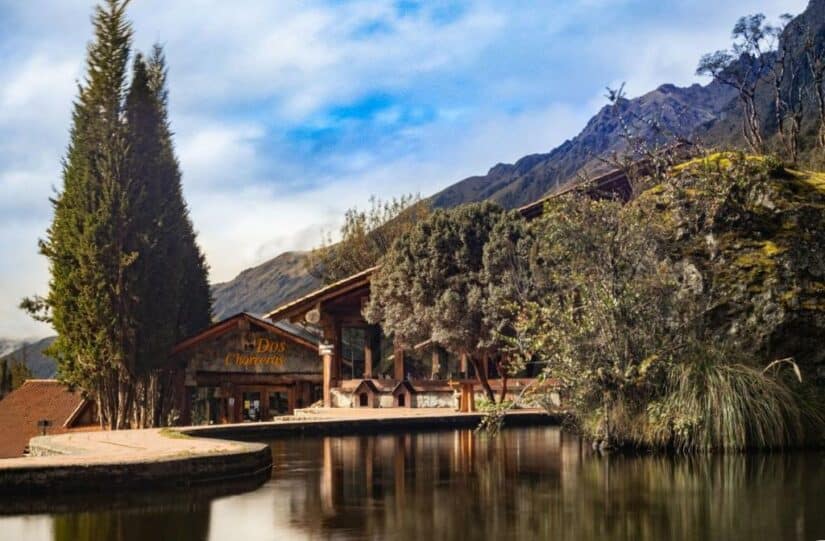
0 0 812 339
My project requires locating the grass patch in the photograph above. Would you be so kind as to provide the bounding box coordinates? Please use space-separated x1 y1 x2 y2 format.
644 360 812 452
159 427 191 440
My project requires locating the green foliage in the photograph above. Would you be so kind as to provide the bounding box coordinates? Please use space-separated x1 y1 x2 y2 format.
307 195 430 284
644 349 822 452
512 194 682 446
0 357 34 399
365 202 516 401
504 154 825 450
23 1 210 429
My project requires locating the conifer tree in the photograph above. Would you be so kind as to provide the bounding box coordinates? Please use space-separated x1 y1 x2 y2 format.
145 46 212 343
124 47 211 426
32 0 137 429
26 1 211 428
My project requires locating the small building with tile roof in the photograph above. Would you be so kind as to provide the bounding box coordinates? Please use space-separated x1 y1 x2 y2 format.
0 379 97 458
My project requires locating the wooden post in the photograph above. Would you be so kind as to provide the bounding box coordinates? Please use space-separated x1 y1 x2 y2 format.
321 343 334 408
393 342 405 381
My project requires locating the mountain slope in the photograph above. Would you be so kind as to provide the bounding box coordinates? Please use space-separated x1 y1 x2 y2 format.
210 251 320 321
432 81 737 210
0 336 57 379
704 0 825 157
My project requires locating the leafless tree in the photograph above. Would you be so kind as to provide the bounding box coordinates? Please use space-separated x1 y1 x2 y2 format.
697 14 777 154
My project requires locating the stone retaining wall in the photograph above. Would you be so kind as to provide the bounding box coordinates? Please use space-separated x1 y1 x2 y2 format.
181 411 558 441
0 439 272 494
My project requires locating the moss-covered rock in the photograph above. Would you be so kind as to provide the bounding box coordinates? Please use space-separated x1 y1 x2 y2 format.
635 154 825 380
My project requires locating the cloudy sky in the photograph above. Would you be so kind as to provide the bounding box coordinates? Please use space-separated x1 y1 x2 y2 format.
0 0 806 340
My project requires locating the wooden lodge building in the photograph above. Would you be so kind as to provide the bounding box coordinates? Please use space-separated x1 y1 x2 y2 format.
169 313 321 424
168 169 633 423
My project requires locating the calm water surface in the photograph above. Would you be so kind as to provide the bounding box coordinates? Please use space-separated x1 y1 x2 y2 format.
1 426 823 541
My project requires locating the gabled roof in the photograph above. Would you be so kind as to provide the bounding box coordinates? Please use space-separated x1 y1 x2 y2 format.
391 380 415 394
263 266 377 322
0 380 96 458
171 312 319 356
352 379 381 394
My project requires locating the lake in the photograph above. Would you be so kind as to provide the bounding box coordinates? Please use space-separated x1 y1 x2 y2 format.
1 426 823 540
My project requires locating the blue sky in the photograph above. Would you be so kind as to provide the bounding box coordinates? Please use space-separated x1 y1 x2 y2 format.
0 0 806 339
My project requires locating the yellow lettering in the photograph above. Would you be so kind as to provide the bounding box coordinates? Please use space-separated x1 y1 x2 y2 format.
224 352 286 367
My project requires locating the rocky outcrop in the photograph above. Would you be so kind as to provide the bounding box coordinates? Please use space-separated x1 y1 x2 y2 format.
637 155 825 379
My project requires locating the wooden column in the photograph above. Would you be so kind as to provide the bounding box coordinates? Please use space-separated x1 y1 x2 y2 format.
393 342 405 381
322 318 336 408
321 344 334 408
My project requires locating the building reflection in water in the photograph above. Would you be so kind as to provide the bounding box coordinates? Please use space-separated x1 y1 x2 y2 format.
267 427 824 541
0 426 821 541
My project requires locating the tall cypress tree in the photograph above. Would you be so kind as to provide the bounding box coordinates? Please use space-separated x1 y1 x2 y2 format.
28 1 211 428
144 46 212 343
125 47 211 426
37 0 136 429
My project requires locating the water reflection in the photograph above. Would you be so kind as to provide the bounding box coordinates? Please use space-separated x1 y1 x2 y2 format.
259 428 824 541
0 427 822 541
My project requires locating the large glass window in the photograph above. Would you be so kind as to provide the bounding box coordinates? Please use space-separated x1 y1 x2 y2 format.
342 327 367 379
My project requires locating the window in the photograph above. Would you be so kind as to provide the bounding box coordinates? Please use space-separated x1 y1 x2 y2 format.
342 327 367 379
268 391 289 418
242 391 261 422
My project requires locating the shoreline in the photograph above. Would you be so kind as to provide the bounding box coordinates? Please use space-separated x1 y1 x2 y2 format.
0 408 555 495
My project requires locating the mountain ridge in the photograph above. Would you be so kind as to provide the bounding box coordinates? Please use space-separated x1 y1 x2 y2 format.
9 1 823 370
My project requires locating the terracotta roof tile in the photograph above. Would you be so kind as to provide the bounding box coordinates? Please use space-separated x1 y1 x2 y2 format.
0 379 96 458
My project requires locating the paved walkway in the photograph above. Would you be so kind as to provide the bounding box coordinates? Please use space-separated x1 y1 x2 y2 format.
0 428 257 469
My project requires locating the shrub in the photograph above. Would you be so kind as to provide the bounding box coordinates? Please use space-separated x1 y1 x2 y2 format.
644 349 824 452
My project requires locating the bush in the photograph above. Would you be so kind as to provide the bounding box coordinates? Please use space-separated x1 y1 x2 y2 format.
643 350 824 452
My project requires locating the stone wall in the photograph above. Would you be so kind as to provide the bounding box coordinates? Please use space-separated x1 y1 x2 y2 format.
330 387 531 409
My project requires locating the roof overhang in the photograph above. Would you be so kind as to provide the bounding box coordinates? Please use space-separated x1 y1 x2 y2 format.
263 266 377 323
